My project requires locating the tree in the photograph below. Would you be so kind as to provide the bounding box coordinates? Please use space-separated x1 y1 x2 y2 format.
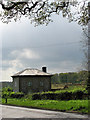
87 2 90 96
80 2 90 94
0 0 89 26
51 73 59 84
2 87 13 103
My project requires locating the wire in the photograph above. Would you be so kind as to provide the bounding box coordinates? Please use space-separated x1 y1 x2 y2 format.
28 41 81 49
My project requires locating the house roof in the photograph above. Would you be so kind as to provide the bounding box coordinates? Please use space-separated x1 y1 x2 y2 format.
11 68 52 77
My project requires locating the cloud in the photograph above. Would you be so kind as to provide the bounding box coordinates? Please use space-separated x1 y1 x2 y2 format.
3 59 23 68
49 60 82 74
2 67 17 81
2 59 24 81
11 49 40 59
2 48 40 81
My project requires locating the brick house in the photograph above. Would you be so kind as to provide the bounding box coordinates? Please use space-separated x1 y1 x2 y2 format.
11 67 52 94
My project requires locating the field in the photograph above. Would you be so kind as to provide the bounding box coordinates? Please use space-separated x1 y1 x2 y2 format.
51 83 86 90
1 84 89 114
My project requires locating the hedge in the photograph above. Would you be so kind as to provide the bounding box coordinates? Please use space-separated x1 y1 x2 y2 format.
32 90 88 100
10 92 24 98
2 87 24 99
2 92 24 99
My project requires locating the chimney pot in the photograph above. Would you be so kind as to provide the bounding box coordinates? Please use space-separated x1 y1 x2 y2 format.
42 67 47 73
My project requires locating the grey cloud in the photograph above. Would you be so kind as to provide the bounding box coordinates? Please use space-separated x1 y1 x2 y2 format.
2 14 84 80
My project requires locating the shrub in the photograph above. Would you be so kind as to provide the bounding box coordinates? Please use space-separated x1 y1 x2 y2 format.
2 87 13 92
2 87 24 99
32 90 88 100
10 92 24 98
32 94 41 100
2 87 13 99
72 90 85 100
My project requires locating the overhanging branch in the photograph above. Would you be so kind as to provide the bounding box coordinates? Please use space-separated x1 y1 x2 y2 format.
1 2 27 10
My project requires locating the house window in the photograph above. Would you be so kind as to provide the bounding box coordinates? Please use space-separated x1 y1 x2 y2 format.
40 81 43 86
28 81 32 86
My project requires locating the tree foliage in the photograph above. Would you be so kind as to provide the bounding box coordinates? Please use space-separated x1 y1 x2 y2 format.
2 87 13 103
0 0 89 26
51 71 88 84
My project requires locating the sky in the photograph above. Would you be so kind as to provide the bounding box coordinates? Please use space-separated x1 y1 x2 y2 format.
0 6 86 81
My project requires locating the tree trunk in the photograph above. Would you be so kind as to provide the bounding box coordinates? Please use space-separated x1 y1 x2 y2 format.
88 2 90 98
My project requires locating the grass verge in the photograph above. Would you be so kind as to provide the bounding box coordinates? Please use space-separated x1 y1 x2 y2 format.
1 98 89 114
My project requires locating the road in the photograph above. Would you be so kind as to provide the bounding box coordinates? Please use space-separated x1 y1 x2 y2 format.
0 105 88 119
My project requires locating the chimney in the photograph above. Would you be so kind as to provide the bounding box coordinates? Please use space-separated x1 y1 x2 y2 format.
42 66 47 73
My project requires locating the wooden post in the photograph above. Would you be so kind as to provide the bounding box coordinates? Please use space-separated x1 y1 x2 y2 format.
5 98 7 103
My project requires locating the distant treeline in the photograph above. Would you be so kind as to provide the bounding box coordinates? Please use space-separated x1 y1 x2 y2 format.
51 71 88 84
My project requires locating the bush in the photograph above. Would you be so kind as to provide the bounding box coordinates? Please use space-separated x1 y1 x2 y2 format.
32 94 41 100
2 87 24 99
2 87 13 92
72 90 85 100
2 91 24 99
32 90 88 100
2 87 13 99
10 92 24 98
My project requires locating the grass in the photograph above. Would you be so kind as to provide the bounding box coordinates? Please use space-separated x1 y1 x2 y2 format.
37 84 87 94
54 85 87 94
1 98 89 114
51 83 86 89
51 84 65 89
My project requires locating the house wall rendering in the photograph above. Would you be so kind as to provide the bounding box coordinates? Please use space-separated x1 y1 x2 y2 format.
13 76 51 94
13 77 20 92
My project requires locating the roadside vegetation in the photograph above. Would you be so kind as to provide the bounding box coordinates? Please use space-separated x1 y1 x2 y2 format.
1 83 89 114
32 84 87 100
1 99 88 114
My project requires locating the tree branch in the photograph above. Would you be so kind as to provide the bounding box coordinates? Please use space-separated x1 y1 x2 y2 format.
1 2 27 11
